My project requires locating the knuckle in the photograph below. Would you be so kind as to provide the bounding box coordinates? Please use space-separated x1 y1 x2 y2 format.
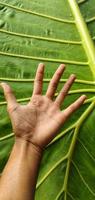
4 84 13 94
6 90 13 95
65 82 71 88
37 70 43 78
7 105 13 113
4 84 12 93
61 89 66 95
32 97 42 107
63 111 68 119
56 71 61 77
70 103 76 111
37 70 42 76
7 104 19 113
51 81 57 88
60 88 67 96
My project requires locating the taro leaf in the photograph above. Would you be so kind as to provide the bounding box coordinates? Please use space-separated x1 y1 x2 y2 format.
0 0 95 199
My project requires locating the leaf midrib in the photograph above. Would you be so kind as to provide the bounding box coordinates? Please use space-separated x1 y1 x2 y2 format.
68 0 95 80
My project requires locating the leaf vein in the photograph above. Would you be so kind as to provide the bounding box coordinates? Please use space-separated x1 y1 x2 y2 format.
0 2 74 24
0 78 95 86
78 0 87 4
77 138 95 163
72 160 95 196
0 29 82 45
36 154 68 189
0 51 88 65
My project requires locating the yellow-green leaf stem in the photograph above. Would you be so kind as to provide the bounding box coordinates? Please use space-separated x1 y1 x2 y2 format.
63 101 95 198
68 0 95 79
36 154 68 189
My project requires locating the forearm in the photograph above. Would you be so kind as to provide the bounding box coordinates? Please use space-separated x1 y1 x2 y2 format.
0 137 43 200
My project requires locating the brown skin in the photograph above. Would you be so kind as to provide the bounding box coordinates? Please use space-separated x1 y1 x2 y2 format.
0 63 86 200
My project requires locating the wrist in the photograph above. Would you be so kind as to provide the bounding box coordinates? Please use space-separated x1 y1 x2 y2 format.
15 136 43 158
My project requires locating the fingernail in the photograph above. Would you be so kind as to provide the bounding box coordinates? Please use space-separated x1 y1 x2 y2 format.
0 82 7 86
39 63 45 66
60 64 65 68
70 74 76 79
82 95 87 99
38 63 45 70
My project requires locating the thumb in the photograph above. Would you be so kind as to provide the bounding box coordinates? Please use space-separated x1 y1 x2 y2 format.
0 82 18 112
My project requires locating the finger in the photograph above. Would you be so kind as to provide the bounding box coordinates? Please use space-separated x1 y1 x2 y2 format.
46 64 65 99
55 74 76 106
60 95 87 122
0 82 18 110
33 63 44 95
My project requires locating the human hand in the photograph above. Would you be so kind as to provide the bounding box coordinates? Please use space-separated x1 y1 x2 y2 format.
0 63 86 151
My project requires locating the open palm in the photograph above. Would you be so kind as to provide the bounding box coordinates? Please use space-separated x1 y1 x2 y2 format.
1 64 86 150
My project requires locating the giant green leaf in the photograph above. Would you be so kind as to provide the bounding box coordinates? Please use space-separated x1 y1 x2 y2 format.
0 0 95 199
